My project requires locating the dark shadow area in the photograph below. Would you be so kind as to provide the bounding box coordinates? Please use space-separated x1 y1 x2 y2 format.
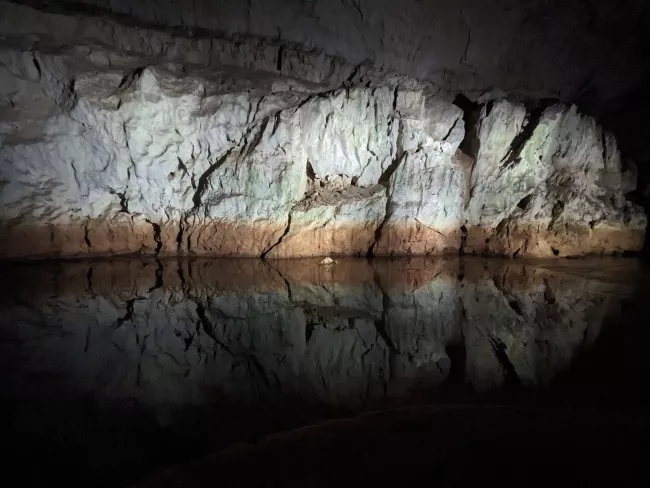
453 93 481 159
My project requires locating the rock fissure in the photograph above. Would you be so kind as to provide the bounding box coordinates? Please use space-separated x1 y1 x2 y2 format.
369 150 405 257
146 220 163 254
499 106 546 170
414 218 448 238
116 66 146 92
261 213 292 259
190 150 233 214
108 188 130 214
488 336 521 387
83 222 91 248
175 222 184 251
442 117 461 142
148 258 164 291
31 51 41 79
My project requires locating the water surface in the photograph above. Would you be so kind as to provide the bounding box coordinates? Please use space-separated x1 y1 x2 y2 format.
2 257 649 486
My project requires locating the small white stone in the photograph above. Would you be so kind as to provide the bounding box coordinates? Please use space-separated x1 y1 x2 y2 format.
320 257 336 266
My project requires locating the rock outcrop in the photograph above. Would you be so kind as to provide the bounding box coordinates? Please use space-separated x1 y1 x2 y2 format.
0 2 646 258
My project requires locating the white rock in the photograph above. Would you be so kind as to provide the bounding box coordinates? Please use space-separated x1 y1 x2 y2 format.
0 19 645 258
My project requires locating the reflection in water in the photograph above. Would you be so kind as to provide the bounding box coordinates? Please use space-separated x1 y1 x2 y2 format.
0 257 646 486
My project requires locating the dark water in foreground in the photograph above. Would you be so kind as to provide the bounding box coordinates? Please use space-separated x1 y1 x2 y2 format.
2 257 650 486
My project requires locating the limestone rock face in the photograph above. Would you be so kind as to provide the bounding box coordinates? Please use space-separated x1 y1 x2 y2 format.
0 2 646 259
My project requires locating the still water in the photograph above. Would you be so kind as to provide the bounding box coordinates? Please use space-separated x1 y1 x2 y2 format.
2 257 649 486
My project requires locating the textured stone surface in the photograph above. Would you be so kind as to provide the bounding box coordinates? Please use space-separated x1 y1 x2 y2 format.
8 0 650 108
0 2 646 258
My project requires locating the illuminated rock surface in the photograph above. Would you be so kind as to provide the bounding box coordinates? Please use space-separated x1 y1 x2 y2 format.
0 1 647 258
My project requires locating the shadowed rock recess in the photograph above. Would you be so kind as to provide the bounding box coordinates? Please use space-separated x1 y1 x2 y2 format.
0 1 647 258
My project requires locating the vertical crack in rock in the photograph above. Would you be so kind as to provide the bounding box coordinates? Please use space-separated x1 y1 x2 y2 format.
488 336 521 387
242 117 270 159
115 298 138 328
146 220 163 254
191 149 233 214
176 221 184 252
86 266 95 297
499 106 546 171
305 319 315 344
351 0 364 20
453 94 481 159
194 300 234 356
460 20 471 65
547 200 565 231
31 52 41 79
459 224 468 256
123 123 138 178
176 259 187 295
261 213 292 258
194 299 271 388
270 110 282 136
70 161 81 189
454 95 482 206
442 117 461 142
370 268 398 353
176 157 189 178
83 222 91 248
246 97 266 125
136 331 149 387
369 119 405 257
485 100 495 117
263 259 293 302
148 259 164 292
345 62 366 85
392 85 399 112
543 278 556 305
109 188 129 213
368 186 392 257
276 45 284 72
306 161 316 183
116 66 145 92
495 218 513 250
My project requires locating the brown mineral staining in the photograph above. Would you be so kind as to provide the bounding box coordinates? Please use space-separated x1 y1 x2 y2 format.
265 224 380 258
0 219 644 260
373 222 462 256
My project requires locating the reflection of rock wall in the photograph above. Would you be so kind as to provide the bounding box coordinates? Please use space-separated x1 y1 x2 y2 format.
0 257 638 418
0 3 646 259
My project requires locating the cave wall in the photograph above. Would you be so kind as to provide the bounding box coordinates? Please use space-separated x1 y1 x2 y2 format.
14 0 650 107
0 0 647 259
